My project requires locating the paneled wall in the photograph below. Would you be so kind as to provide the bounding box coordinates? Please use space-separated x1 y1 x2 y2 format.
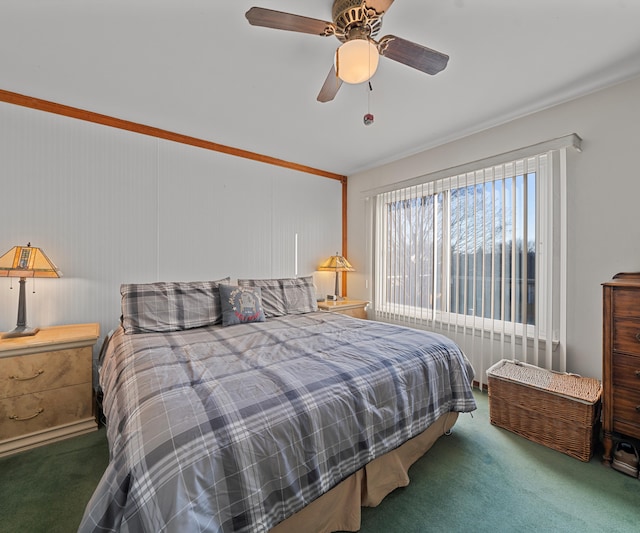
0 102 343 349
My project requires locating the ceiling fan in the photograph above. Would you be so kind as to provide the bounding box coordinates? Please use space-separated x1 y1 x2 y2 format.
245 0 449 103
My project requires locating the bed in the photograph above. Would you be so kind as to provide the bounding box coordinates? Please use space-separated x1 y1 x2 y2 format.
79 278 476 533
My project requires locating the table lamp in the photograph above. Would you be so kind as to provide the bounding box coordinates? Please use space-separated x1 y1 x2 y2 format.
0 243 62 339
317 252 354 300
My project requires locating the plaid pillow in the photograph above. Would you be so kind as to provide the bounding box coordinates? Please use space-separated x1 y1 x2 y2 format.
281 276 318 314
237 278 286 317
237 276 317 317
120 278 230 334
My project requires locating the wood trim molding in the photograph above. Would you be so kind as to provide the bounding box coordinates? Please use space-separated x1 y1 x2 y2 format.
0 88 350 293
0 89 347 182
341 178 349 297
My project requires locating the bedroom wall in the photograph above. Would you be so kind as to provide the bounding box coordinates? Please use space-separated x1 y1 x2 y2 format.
0 102 343 349
347 74 640 380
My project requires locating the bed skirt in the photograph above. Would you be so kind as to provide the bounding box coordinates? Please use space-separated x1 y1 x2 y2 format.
270 411 459 533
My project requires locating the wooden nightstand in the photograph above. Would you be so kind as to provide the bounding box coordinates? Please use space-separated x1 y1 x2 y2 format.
317 299 369 319
0 323 99 457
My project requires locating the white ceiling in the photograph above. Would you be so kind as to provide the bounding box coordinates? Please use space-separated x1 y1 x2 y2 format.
2 1 640 176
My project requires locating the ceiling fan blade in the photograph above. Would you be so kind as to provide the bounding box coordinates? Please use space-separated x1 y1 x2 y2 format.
379 35 449 75
245 7 334 36
317 65 343 103
365 0 395 14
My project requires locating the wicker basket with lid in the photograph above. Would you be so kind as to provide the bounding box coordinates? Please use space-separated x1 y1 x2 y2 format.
487 359 602 461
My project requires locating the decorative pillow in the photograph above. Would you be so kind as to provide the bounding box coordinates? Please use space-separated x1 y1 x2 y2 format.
237 276 317 317
120 278 230 334
219 284 266 326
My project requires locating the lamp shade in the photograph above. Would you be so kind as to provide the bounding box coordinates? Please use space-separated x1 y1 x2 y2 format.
0 244 62 278
334 39 379 84
317 253 355 273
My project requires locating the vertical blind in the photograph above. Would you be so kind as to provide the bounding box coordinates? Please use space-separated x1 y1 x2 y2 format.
371 136 580 385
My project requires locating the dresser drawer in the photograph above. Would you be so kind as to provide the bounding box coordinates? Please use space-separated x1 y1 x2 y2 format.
612 352 640 390
0 347 92 400
0 383 93 440
613 318 640 356
613 288 640 318
612 386 640 440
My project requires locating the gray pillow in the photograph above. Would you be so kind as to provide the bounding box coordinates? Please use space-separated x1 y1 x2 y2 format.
120 278 229 334
237 276 317 317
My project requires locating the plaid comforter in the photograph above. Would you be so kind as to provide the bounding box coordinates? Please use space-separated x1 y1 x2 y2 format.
79 312 476 533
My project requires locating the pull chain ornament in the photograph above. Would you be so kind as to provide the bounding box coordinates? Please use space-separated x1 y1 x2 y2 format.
364 81 374 125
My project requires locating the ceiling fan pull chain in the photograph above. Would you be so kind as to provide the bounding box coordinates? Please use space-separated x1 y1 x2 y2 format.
364 81 374 126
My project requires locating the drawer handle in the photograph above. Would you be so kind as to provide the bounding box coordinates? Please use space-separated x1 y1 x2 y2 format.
636 370 640 378
9 369 44 381
9 407 44 421
636 332 640 342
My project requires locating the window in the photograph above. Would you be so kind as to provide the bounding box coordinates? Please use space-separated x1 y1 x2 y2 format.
370 135 582 376
375 154 553 336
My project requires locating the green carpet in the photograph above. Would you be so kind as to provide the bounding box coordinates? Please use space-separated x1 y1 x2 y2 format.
357 391 640 532
1 391 638 532
0 428 108 533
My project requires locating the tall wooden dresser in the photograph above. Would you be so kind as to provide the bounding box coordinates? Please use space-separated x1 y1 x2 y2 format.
602 273 640 464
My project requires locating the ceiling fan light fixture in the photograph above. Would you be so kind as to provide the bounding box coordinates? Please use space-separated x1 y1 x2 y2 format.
334 38 379 84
